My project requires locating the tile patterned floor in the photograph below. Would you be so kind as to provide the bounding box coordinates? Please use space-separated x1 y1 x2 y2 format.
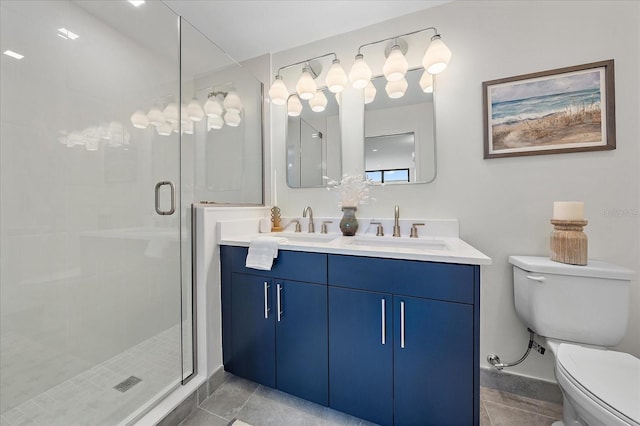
0 326 182 426
179 374 563 426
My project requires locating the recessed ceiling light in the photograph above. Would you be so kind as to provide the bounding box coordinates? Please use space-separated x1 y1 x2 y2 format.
57 28 79 40
128 0 145 7
3 50 24 60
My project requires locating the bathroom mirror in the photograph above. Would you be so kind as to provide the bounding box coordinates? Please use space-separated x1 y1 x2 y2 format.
364 68 436 184
286 87 341 188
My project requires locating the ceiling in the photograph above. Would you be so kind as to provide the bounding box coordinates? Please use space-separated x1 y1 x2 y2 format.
162 1 452 62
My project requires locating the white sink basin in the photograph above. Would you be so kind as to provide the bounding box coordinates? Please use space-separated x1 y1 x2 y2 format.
347 235 449 251
275 233 341 244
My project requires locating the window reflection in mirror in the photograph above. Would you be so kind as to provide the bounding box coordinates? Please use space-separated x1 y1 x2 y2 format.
364 68 436 184
287 88 341 188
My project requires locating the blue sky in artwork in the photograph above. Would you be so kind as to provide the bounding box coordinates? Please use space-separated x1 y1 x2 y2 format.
491 70 600 103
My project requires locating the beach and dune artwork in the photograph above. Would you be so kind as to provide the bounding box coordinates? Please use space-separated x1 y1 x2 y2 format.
483 60 615 158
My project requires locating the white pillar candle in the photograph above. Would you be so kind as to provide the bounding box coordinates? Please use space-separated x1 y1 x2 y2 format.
553 201 584 221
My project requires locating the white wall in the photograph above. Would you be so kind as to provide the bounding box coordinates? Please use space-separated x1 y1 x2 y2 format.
271 0 640 382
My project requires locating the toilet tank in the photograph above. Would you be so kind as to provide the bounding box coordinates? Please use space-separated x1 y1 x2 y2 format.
509 256 634 347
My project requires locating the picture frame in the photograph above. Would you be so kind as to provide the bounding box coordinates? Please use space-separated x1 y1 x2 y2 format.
482 60 615 159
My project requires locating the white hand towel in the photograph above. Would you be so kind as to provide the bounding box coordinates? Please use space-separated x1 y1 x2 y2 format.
245 236 287 270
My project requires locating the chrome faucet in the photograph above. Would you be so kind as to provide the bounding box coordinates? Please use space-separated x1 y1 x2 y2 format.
393 205 401 237
303 206 315 233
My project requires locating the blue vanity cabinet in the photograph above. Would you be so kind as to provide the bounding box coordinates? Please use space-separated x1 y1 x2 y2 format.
328 254 480 426
220 246 329 406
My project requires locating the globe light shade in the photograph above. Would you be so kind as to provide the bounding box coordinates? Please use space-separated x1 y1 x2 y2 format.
223 91 243 114
163 102 179 124
224 111 242 127
385 78 408 99
130 110 149 129
348 54 372 89
296 67 317 100
309 90 328 112
157 122 172 136
203 97 223 118
419 71 434 93
383 45 408 82
186 99 204 122
364 81 377 104
287 95 303 117
147 107 165 127
207 115 224 130
422 35 452 75
325 59 347 93
268 75 289 105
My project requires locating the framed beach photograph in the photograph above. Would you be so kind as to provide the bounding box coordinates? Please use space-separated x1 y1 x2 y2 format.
483 60 615 159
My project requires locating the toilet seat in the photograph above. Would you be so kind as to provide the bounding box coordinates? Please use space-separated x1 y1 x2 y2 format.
556 343 640 425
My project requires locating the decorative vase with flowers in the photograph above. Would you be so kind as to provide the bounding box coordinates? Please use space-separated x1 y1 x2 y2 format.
326 174 373 236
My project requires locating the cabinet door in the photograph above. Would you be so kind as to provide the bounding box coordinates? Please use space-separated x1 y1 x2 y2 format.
275 280 328 406
394 295 473 426
230 273 276 387
329 287 393 426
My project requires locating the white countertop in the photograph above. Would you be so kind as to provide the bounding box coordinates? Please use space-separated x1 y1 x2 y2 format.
219 218 491 265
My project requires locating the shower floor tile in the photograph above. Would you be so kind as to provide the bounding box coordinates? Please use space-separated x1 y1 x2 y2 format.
1 325 182 426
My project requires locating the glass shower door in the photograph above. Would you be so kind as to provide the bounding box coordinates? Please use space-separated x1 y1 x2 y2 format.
0 1 192 424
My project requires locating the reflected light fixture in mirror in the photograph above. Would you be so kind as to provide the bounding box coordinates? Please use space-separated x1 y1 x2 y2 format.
287 95 303 117
364 82 377 104
309 90 328 112
385 78 408 99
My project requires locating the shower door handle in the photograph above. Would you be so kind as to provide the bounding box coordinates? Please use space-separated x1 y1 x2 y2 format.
155 181 176 215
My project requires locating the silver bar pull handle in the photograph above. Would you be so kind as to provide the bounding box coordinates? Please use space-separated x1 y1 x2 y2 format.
526 275 546 282
277 284 282 322
381 298 386 345
400 301 405 349
264 282 270 319
154 181 176 215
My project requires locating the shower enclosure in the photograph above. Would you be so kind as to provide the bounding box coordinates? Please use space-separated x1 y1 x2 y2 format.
0 1 262 424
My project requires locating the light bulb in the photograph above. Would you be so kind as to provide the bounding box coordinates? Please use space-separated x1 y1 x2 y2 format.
223 91 243 114
309 90 328 112
287 95 303 117
348 53 372 89
364 81 377 104
224 111 242 127
385 78 408 99
207 115 224 130
325 59 347 93
147 107 165 127
163 103 179 124
419 71 434 93
204 96 223 118
383 45 408 82
296 67 317 100
186 99 204 122
130 110 149 129
422 35 452 74
268 75 289 105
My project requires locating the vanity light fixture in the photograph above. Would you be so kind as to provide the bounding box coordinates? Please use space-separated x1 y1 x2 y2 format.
207 115 224 130
269 52 346 109
163 102 179 124
130 110 149 128
204 94 224 118
350 26 451 96
147 106 165 127
224 111 242 127
223 91 243 114
186 99 204 121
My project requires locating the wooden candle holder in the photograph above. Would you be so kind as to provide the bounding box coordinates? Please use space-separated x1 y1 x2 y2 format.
270 206 283 232
550 219 588 265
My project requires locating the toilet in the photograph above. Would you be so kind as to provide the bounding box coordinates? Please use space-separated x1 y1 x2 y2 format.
509 255 639 426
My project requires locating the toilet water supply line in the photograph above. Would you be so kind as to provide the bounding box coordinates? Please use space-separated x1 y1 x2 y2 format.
487 328 537 370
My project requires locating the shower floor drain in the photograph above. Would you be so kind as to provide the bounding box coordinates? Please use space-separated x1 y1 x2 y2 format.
113 376 142 393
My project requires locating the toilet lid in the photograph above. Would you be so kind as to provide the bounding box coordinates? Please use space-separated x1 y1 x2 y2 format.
557 343 640 423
